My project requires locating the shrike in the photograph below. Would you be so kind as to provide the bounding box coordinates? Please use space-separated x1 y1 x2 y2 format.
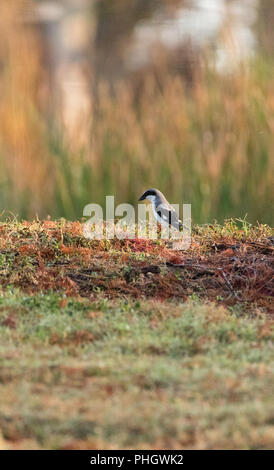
138 188 183 230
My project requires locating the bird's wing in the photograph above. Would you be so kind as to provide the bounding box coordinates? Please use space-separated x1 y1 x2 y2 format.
156 203 182 229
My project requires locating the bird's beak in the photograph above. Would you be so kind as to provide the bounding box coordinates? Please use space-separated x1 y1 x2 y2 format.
138 194 146 201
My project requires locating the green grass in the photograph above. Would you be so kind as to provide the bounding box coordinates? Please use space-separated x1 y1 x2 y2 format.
0 219 272 449
0 290 273 449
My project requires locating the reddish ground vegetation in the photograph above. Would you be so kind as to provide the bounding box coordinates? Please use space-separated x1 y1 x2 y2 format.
0 220 273 313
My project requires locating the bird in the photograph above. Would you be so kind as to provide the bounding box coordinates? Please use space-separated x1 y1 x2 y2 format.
138 188 183 230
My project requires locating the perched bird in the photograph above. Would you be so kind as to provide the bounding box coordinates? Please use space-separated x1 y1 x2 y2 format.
138 188 183 230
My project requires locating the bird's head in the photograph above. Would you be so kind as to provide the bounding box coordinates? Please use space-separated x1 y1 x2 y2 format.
138 188 159 203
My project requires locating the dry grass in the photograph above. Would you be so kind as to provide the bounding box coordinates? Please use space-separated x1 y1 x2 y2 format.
0 1 51 214
0 219 273 313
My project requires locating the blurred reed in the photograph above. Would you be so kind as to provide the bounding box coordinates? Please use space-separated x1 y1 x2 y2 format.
0 1 273 224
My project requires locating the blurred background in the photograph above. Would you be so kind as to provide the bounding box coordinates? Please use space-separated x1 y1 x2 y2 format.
0 0 273 223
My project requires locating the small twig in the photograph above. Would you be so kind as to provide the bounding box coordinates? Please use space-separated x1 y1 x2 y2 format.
217 269 241 300
167 261 242 301
166 262 215 275
141 265 161 275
